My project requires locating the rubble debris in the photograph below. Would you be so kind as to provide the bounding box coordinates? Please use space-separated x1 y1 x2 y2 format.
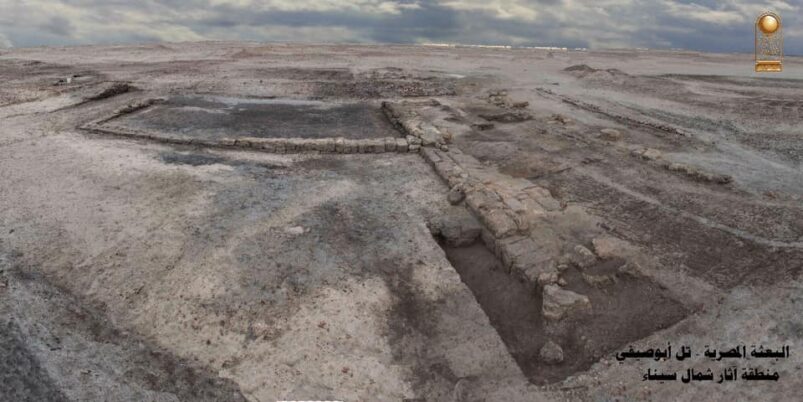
563 64 629 80
536 271 559 287
549 114 571 125
406 135 422 145
629 147 733 184
599 128 622 141
618 261 643 277
284 226 305 235
487 90 530 109
112 98 164 116
441 129 454 144
54 76 73 86
666 162 733 184
86 82 135 101
312 72 456 98
563 64 597 75
479 110 532 123
569 245 596 269
471 122 495 131
548 89 693 137
631 147 663 161
582 272 617 288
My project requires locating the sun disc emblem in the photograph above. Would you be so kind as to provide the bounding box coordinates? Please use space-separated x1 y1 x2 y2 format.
758 15 779 34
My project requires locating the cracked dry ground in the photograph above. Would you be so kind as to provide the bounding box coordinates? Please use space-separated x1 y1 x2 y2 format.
1 43 801 401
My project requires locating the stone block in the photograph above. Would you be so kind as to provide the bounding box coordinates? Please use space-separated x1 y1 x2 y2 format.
480 229 498 257
542 285 591 321
446 168 467 189
570 245 596 269
534 195 561 211
343 140 355 153
322 138 336 153
536 270 559 287
370 139 386 153
284 140 297 153
642 148 662 160
600 128 622 141
516 255 555 285
384 137 397 152
447 187 466 205
592 236 634 259
420 125 441 146
582 272 617 288
502 196 527 214
464 187 501 212
406 135 422 145
481 208 518 238
517 196 547 219
273 141 286 154
524 186 551 199
234 138 252 147
498 236 537 269
258 140 275 152
539 340 564 364
421 147 442 164
395 138 408 152
437 214 482 247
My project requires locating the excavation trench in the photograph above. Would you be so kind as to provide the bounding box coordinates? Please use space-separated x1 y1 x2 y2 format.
109 95 401 141
435 234 689 384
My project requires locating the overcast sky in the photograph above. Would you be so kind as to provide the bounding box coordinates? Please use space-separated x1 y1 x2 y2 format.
0 1 800 54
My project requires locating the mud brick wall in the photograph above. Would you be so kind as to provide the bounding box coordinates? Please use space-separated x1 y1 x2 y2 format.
83 99 424 154
382 100 449 151
419 146 564 289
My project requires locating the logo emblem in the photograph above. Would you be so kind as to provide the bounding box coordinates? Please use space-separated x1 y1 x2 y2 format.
755 12 783 72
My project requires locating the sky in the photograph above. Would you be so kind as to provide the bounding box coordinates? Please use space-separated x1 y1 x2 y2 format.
0 1 800 54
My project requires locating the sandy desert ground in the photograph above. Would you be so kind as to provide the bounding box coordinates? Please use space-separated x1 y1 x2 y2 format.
0 42 801 401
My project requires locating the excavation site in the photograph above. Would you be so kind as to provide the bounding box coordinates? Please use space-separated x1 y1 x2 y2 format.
1 43 801 401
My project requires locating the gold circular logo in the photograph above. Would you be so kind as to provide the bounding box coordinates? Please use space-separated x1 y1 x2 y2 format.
759 15 779 34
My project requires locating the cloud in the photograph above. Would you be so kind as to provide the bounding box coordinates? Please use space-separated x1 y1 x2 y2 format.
665 3 745 25
0 0 799 54
0 32 12 48
41 16 75 37
440 0 542 21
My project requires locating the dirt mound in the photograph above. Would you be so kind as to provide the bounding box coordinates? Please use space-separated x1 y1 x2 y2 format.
564 64 629 80
564 64 597 74
85 82 135 101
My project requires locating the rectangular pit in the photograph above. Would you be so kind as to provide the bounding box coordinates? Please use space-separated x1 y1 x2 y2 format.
104 95 402 141
438 239 689 385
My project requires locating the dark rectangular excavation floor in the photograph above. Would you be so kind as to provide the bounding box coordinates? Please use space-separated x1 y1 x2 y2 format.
112 95 401 140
